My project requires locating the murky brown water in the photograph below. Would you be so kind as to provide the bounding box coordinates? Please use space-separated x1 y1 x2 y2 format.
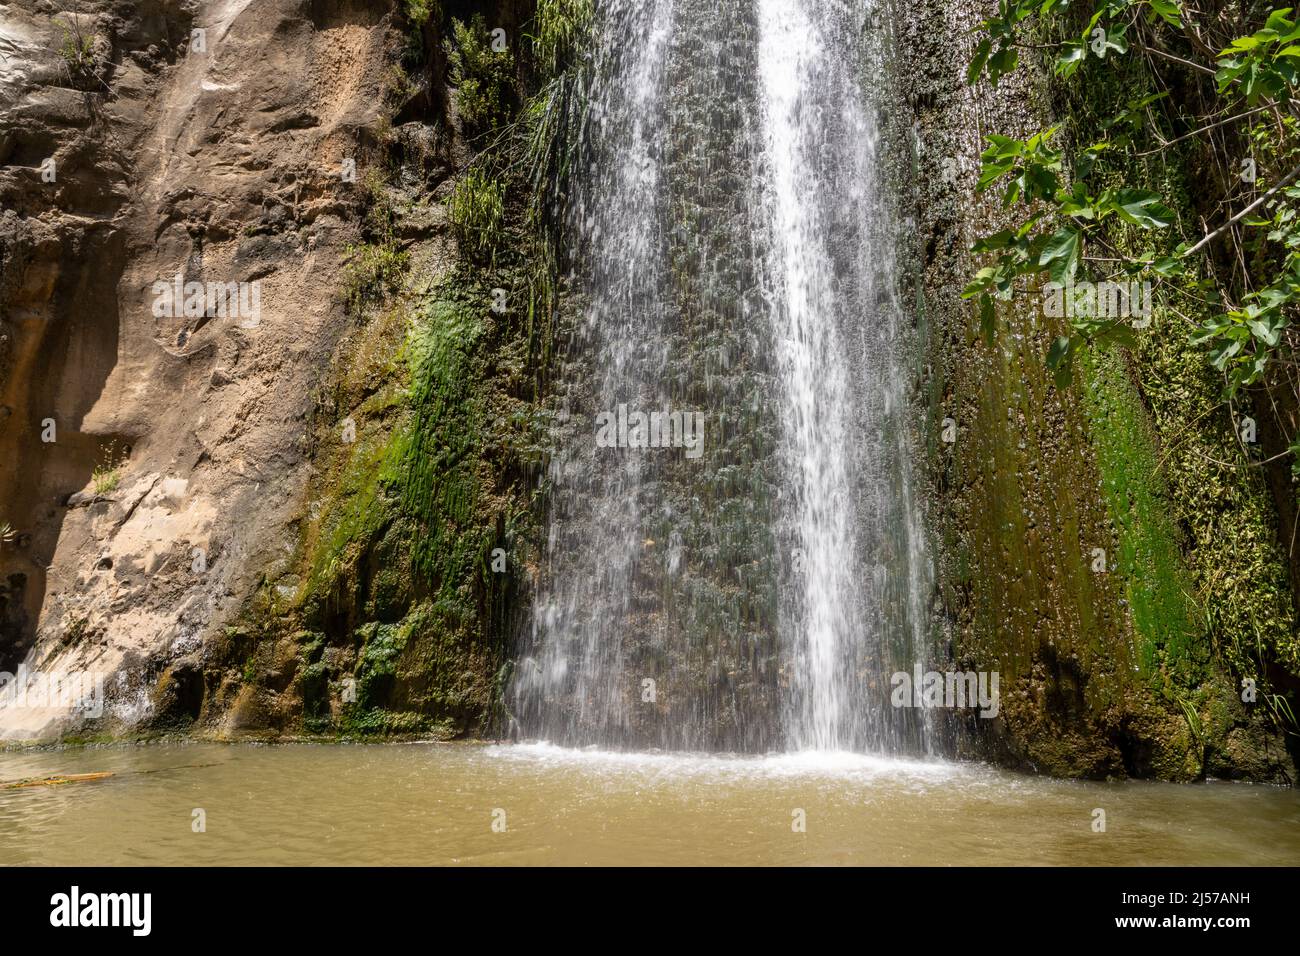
1 742 1297 865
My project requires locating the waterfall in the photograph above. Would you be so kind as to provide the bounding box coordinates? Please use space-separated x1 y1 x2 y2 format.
512 0 932 755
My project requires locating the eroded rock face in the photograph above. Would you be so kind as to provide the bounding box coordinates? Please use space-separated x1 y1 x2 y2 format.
0 0 393 739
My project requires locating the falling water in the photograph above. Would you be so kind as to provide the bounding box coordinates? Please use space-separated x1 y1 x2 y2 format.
512 0 932 755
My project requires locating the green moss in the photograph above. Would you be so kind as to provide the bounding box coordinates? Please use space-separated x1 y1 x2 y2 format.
302 425 393 605
250 268 536 739
1133 304 1298 684
1048 6 1300 695
352 620 410 709
1078 345 1201 681
339 600 493 737
940 281 1127 694
929 10 1300 778
214 15 580 742
395 293 489 588
984 12 1300 774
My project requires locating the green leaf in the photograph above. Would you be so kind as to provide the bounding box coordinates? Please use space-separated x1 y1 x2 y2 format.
1151 255 1185 277
1266 9 1295 34
963 265 1005 298
1094 320 1139 350
968 38 992 84
972 229 1018 253
1022 163 1060 200
1047 333 1075 389
1055 41 1087 77
988 45 1019 85
1146 0 1183 27
1208 337 1245 369
1058 181 1099 218
1247 317 1283 346
1110 188 1174 229
983 133 1024 158
1046 335 1072 369
1038 227 1081 283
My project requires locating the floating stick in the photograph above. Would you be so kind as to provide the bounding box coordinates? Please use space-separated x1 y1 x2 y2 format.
1 771 115 790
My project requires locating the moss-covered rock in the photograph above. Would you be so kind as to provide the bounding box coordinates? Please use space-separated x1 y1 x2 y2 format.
187 0 561 743
906 0 1298 782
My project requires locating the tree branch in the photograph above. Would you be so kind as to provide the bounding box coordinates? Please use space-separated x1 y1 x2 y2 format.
1183 162 1300 257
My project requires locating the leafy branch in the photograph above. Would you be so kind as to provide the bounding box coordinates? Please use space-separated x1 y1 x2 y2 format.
966 2 1300 400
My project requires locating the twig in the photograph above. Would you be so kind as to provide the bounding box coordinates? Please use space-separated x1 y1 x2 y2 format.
1136 105 1270 156
1133 42 1218 76
1183 163 1300 257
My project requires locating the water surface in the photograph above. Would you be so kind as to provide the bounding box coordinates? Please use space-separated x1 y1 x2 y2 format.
2 743 1296 865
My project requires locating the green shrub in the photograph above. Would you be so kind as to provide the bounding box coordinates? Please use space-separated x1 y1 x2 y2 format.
53 18 96 86
404 0 438 27
446 14 516 135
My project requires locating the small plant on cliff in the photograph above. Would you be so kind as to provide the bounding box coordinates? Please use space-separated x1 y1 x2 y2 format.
53 17 98 88
343 243 410 313
448 166 506 264
0 522 18 547
529 0 595 77
404 0 438 27
91 442 127 496
446 14 517 137
63 616 89 647
383 63 420 107
342 169 409 312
